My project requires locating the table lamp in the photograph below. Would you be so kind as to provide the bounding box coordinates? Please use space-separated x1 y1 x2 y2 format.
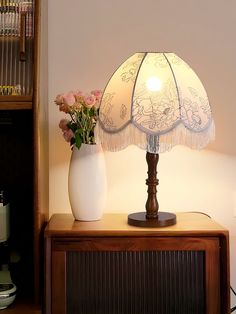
95 52 215 227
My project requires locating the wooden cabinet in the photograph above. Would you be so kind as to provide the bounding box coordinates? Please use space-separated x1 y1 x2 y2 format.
44 212 230 314
0 0 47 310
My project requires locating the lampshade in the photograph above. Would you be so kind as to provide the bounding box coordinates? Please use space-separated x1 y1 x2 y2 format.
96 52 215 227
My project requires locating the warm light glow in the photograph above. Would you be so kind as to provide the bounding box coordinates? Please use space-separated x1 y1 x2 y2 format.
146 76 162 91
97 52 214 153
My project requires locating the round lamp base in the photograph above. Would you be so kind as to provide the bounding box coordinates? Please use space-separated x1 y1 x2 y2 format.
128 211 176 228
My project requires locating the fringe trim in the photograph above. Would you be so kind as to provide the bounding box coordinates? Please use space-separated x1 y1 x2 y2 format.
95 120 215 153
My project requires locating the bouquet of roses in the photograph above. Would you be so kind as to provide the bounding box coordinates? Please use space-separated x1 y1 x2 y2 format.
55 89 102 149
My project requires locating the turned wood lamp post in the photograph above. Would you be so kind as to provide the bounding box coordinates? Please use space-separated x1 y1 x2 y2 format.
96 52 215 227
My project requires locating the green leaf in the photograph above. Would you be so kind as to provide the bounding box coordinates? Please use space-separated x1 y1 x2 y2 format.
77 128 83 134
89 108 95 116
68 122 77 133
75 131 82 149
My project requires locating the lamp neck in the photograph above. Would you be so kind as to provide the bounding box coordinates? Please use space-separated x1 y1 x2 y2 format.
145 152 159 219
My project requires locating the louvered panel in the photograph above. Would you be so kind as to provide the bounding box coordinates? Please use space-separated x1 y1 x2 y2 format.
67 250 205 314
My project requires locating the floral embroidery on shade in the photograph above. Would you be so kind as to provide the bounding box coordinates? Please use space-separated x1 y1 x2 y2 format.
95 52 215 153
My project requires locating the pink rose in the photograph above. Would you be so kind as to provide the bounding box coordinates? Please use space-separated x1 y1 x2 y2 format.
59 119 70 131
63 129 74 142
59 103 71 113
55 94 64 105
74 94 84 104
71 102 82 111
74 90 83 97
84 95 96 108
91 89 102 99
91 90 102 108
63 92 75 106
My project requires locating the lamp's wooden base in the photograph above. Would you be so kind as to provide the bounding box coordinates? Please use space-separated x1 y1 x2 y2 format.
128 212 176 228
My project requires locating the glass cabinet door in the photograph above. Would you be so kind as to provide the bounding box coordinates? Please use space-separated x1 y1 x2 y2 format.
0 0 34 97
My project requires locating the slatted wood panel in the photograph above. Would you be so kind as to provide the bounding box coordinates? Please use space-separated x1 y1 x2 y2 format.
66 250 205 314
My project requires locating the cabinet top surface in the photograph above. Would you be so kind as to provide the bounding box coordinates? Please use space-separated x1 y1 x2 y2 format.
45 212 228 238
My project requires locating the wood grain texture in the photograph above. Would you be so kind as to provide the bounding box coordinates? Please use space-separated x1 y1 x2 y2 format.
45 212 230 314
45 212 229 237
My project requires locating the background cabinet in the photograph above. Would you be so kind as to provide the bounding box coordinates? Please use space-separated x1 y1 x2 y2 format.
0 0 47 310
0 0 34 100
44 213 230 314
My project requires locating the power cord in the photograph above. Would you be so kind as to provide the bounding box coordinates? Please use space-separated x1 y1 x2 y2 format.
231 286 236 313
186 211 236 313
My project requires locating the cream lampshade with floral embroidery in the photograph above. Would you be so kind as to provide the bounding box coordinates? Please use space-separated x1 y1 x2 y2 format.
96 52 215 227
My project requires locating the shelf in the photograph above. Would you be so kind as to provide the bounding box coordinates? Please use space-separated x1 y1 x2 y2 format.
0 299 41 314
0 103 32 110
0 36 33 40
0 36 20 40
0 96 32 110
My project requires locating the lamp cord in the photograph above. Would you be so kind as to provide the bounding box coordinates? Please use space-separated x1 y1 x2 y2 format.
231 286 236 312
187 211 236 312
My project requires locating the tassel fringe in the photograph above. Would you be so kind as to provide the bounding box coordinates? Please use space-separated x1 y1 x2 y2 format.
95 120 215 153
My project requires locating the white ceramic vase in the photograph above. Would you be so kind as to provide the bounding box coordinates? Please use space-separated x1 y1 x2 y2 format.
68 143 107 221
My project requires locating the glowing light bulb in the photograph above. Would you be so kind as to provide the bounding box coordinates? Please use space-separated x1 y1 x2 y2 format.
146 76 162 91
